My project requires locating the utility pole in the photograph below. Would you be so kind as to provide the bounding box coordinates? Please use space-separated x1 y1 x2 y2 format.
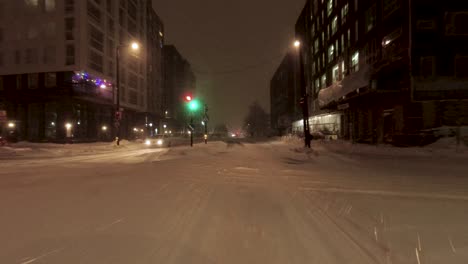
204 104 209 144
295 40 311 148
190 114 194 147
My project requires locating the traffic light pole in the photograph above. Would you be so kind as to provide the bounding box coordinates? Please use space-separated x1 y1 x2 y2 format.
190 114 193 147
298 47 311 148
204 104 208 144
115 47 121 146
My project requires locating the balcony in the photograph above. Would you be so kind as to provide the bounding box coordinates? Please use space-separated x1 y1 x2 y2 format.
318 64 371 108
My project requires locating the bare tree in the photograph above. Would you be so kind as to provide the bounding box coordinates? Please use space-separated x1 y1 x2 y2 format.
244 101 270 137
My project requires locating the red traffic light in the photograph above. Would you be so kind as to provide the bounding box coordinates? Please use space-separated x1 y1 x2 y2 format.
185 95 192 101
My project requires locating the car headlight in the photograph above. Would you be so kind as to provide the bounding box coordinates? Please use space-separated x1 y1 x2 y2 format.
145 139 151 146
157 139 163 145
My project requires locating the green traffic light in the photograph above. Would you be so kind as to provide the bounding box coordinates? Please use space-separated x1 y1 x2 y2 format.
188 100 200 111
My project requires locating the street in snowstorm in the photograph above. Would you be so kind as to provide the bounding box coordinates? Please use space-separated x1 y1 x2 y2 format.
1 140 467 264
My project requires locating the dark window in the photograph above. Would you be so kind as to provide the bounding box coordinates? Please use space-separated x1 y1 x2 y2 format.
383 0 400 19
15 50 21 64
455 56 468 78
28 73 39 89
45 72 57 87
65 0 74 13
87 0 101 24
108 17 115 36
129 90 137 105
0 76 3 91
66 44 75 65
417 20 436 30
0 28 3 42
420 57 435 77
127 1 137 21
25 48 38 64
0 52 3 67
88 49 103 73
119 8 125 27
445 12 468 36
43 46 56 64
65 17 74 40
89 24 104 51
106 0 112 13
16 75 22 90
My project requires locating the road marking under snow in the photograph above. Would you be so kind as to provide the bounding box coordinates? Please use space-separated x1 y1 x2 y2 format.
415 248 421 264
233 167 259 172
300 187 468 201
19 248 64 264
448 237 457 253
96 218 124 231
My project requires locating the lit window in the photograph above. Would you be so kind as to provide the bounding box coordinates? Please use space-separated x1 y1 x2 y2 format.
332 64 339 82
314 39 319 54
332 16 338 35
321 74 327 87
341 60 346 77
45 0 55 12
328 45 335 61
315 79 320 92
327 0 333 16
351 51 359 72
342 4 348 24
365 5 377 32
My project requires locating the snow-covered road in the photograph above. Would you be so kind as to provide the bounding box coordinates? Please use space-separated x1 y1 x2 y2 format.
0 140 467 263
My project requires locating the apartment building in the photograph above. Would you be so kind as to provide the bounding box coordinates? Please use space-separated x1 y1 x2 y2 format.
0 0 161 142
293 0 468 144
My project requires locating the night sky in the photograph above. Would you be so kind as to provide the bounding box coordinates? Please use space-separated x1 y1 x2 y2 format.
152 0 305 129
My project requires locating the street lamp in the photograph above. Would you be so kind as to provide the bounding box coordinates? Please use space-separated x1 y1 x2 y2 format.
293 39 311 148
294 40 301 48
115 41 140 146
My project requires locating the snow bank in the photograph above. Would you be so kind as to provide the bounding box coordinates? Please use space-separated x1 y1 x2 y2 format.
314 138 468 159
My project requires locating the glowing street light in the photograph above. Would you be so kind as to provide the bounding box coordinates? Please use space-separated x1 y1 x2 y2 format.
102 126 108 131
116 40 142 146
294 40 301 48
131 42 140 51
8 122 15 128
65 123 72 129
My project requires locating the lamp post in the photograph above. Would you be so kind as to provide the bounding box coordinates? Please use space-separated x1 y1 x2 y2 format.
115 41 140 146
294 40 311 148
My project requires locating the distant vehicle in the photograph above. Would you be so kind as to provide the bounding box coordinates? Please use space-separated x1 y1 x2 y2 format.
143 134 171 148
0 136 6 146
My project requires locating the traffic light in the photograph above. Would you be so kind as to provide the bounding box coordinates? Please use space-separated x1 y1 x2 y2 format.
188 99 200 111
185 95 192 102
